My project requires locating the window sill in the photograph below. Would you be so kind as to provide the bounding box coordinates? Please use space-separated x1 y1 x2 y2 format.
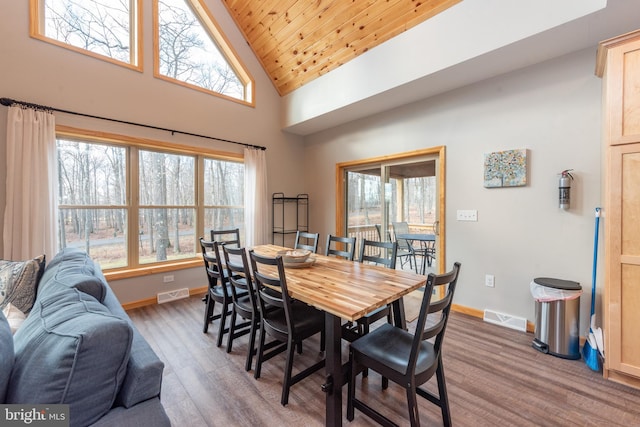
104 258 201 281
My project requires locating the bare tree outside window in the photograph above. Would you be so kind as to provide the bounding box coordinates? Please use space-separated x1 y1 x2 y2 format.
41 0 135 64
203 158 244 240
57 140 128 268
157 0 244 100
139 150 195 263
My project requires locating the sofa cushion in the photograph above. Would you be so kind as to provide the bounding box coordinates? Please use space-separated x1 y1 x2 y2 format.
0 310 14 403
0 254 46 314
8 288 133 427
38 249 107 303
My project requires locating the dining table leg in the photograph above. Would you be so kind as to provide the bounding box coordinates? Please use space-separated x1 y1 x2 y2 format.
392 298 407 330
323 313 343 426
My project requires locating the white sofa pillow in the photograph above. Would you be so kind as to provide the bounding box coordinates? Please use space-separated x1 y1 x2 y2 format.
2 303 25 334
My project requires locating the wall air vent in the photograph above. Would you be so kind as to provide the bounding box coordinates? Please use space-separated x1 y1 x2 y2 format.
483 309 527 332
157 288 190 304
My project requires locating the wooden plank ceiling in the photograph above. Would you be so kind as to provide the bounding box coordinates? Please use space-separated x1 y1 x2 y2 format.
222 0 462 96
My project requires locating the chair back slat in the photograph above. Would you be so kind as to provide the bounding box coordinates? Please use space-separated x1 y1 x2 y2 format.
249 250 294 331
358 239 397 269
427 292 451 314
294 231 320 253
421 313 446 341
325 234 357 261
211 228 241 248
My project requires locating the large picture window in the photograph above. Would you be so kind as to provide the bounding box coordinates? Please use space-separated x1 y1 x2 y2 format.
56 128 244 272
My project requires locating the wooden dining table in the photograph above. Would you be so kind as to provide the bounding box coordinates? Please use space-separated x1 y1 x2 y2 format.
251 244 427 427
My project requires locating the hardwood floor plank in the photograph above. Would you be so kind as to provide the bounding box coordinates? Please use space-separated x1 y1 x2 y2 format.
127 295 640 426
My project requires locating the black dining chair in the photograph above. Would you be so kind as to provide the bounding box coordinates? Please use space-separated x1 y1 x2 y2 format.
342 239 398 346
199 238 233 347
221 244 260 371
294 231 320 253
324 234 357 260
347 262 461 427
249 249 325 406
211 228 240 247
200 228 240 306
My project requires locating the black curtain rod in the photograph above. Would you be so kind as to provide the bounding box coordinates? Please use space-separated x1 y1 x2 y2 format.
0 97 266 151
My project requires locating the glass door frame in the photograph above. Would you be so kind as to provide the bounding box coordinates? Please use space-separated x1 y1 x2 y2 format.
336 146 446 273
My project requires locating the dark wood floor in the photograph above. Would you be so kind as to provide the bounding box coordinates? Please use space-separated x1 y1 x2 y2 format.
128 295 640 426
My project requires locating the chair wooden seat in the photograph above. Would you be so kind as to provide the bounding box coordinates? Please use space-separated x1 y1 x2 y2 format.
350 324 437 380
234 292 253 314
261 300 326 337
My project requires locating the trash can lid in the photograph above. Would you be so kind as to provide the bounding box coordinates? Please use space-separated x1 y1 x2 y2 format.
533 277 581 290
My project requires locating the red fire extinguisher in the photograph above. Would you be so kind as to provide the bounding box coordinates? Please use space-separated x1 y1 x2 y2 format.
559 169 573 210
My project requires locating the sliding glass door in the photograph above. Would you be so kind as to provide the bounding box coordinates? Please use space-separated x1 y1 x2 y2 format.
339 148 443 274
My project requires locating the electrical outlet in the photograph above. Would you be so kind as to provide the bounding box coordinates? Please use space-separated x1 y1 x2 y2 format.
485 274 495 288
163 275 175 283
457 209 478 221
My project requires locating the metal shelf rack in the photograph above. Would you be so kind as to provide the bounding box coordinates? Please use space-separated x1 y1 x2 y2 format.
272 193 309 246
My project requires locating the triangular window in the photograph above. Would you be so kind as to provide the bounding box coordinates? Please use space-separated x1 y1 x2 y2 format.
154 0 253 104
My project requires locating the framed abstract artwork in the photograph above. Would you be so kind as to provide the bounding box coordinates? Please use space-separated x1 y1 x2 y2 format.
484 149 528 188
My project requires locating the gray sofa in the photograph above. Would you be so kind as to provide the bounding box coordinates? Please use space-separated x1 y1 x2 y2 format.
0 248 171 427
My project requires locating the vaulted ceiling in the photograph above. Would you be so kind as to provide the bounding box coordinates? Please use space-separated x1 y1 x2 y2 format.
221 0 462 96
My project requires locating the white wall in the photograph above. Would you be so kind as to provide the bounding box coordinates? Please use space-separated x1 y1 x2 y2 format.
0 0 306 304
303 48 604 328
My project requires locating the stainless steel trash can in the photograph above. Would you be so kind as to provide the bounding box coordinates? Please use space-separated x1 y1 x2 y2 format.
531 277 582 360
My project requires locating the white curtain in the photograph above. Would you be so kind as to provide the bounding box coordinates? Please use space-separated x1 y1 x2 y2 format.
243 147 269 247
3 106 58 260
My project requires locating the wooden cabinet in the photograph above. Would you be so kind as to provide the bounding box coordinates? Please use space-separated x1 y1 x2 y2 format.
597 29 640 389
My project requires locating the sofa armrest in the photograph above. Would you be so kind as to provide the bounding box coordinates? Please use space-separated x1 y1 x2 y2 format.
89 397 171 427
99 272 165 407
115 331 165 408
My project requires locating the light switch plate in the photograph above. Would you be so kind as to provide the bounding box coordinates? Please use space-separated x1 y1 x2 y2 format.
485 274 495 287
456 209 478 221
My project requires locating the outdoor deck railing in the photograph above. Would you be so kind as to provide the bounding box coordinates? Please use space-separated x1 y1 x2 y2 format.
346 223 434 257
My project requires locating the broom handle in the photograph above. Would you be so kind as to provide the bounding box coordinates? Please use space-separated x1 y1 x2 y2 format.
590 208 601 320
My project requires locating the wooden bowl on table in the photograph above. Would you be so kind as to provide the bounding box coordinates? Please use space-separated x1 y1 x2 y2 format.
277 249 311 263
